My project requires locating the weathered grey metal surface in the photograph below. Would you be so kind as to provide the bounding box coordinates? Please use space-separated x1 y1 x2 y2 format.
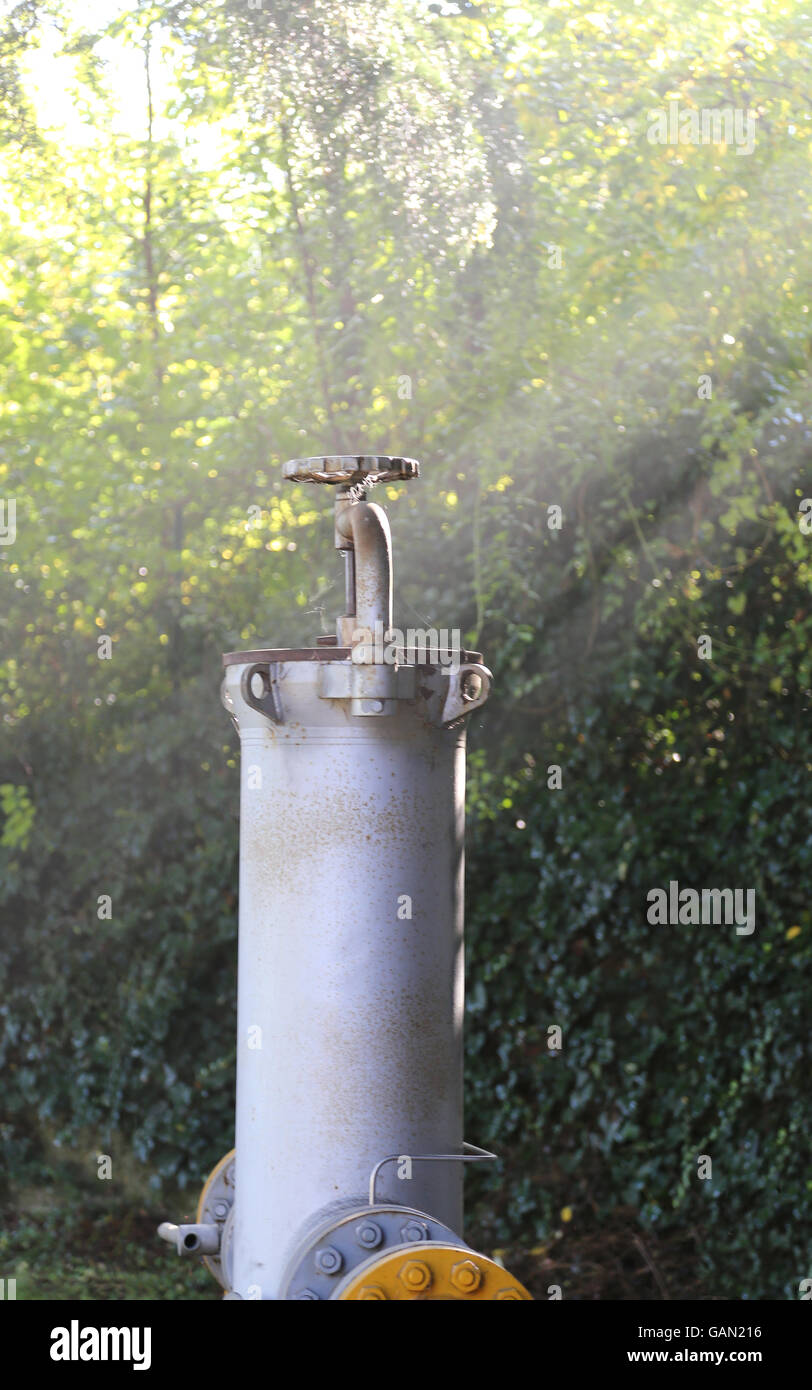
221 655 473 1298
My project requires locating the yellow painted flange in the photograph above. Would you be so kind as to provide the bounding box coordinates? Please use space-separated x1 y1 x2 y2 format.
196 1148 235 1288
335 1243 532 1300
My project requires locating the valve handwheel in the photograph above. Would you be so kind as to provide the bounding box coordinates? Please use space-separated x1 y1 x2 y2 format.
282 454 419 486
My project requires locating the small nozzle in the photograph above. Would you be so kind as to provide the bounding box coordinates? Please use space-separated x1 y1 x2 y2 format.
157 1221 221 1256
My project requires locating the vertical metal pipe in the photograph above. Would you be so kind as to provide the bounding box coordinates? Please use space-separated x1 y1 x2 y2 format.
335 499 392 639
168 456 531 1300
221 660 468 1298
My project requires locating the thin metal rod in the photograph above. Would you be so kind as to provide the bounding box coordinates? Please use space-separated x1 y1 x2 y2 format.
368 1142 497 1206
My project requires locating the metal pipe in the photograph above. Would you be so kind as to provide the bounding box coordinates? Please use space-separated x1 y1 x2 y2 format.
335 498 392 645
158 454 531 1301
157 1222 221 1257
222 669 468 1297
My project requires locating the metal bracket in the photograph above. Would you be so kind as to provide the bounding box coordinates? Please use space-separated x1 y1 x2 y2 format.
240 662 283 724
439 663 492 727
368 1142 498 1206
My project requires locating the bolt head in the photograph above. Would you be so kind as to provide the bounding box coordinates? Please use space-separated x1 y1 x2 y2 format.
213 1201 229 1219
293 1288 320 1300
399 1260 432 1292
314 1245 343 1275
356 1221 383 1250
496 1288 524 1300
357 1284 388 1300
450 1259 482 1293
400 1220 428 1243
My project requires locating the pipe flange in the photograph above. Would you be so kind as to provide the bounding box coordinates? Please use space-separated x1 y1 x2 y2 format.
282 455 419 486
195 1149 236 1289
281 1205 460 1301
334 1243 532 1301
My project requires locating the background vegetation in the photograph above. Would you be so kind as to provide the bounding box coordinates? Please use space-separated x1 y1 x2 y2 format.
1 0 810 1299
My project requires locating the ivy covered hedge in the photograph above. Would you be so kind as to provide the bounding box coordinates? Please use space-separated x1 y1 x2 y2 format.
464 569 810 1300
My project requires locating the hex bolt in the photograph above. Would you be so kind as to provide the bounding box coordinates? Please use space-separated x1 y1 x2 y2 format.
400 1220 428 1243
496 1288 523 1300
356 1221 384 1250
450 1259 482 1294
314 1245 343 1275
399 1260 432 1292
293 1289 320 1300
357 1285 388 1300
213 1201 229 1220
461 672 482 702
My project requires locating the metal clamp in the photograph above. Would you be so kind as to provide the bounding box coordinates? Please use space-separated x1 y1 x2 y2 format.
368 1142 497 1206
318 659 417 715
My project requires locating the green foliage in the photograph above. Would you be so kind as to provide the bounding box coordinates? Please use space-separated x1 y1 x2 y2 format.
464 553 811 1299
1 1199 218 1300
1 0 810 1299
0 782 35 850
0 689 238 1189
